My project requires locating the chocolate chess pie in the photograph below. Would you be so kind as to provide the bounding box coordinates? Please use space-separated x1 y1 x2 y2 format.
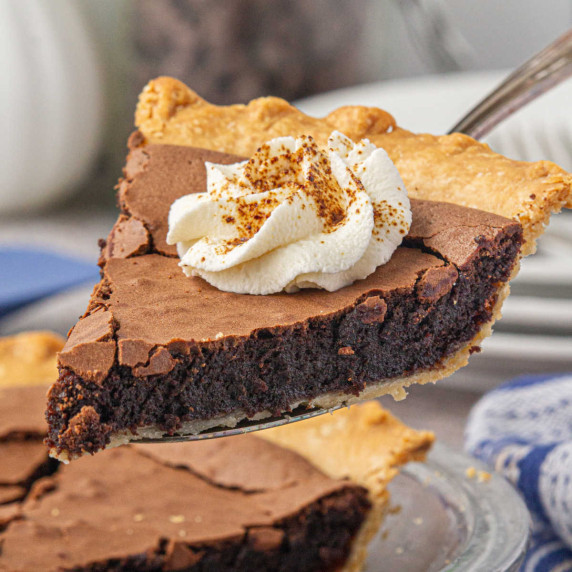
46 78 571 461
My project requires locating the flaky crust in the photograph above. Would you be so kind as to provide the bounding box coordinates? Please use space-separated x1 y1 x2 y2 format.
261 401 434 499
135 77 571 256
262 402 434 572
0 331 64 387
134 77 396 154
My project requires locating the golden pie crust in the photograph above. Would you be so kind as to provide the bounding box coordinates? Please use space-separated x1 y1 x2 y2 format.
136 76 572 256
0 331 64 387
263 402 434 571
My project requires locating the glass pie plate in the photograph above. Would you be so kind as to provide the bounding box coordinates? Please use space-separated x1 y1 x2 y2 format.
365 443 530 571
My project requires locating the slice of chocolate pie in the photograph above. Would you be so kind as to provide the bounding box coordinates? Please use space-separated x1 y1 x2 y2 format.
46 78 571 460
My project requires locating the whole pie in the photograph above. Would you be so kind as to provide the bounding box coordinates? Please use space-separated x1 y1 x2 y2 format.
0 374 432 571
46 77 572 460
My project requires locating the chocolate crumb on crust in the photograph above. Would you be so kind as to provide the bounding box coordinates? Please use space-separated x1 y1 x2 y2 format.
46 143 522 459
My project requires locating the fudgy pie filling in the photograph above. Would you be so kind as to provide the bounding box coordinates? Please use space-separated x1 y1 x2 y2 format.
45 144 522 459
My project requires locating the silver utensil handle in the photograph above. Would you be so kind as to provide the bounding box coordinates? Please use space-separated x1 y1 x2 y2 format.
449 29 572 139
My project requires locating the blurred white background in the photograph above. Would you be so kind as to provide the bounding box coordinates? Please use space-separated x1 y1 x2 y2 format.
365 0 571 79
1 0 570 213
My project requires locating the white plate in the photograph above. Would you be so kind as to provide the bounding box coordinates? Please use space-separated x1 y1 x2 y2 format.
295 70 572 145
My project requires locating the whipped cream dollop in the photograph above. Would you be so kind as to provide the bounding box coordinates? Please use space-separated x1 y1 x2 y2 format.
167 132 411 295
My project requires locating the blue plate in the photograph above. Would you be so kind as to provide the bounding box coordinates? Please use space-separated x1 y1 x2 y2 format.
0 247 100 319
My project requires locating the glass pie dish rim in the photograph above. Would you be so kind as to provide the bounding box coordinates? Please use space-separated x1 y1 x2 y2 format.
366 441 531 572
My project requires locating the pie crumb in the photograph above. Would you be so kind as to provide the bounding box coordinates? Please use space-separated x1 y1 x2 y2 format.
169 515 185 524
465 466 477 479
477 470 492 483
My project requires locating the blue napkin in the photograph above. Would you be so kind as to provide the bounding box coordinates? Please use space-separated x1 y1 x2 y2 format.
465 372 572 572
0 247 100 319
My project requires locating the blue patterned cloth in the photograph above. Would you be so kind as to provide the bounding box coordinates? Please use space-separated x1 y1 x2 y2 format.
465 373 572 572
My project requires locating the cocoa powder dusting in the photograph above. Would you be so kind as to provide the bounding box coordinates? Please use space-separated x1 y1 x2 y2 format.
216 136 354 254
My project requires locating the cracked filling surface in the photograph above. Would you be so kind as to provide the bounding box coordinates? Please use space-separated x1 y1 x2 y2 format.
0 386 380 571
47 142 523 459
0 387 58 528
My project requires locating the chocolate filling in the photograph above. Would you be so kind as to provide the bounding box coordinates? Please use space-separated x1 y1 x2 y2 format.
0 387 59 518
61 490 369 572
45 143 523 458
47 228 519 457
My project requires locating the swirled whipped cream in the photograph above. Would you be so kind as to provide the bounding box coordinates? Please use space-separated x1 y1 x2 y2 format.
167 131 411 295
